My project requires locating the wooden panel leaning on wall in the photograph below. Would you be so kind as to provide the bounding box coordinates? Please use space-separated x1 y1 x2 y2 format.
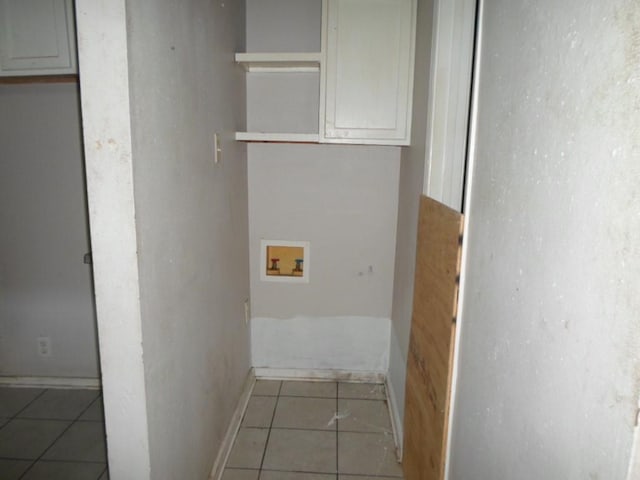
403 195 464 480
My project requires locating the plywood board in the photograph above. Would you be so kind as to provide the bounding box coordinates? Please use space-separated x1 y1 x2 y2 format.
403 195 464 480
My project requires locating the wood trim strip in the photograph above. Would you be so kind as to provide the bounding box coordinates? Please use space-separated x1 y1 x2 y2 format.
0 74 78 85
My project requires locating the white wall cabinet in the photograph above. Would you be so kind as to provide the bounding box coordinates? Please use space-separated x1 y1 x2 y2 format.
237 0 416 146
320 0 416 145
0 0 77 76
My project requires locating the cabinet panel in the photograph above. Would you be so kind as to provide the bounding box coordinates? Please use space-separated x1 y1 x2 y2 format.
321 0 415 145
0 0 77 76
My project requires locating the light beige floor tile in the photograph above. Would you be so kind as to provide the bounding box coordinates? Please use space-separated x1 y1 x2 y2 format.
0 459 32 479
280 381 337 398
78 397 104 421
226 428 269 469
18 389 99 420
263 429 336 473
222 468 260 480
42 421 107 462
338 382 386 400
337 399 392 433
0 419 69 459
0 388 43 417
242 396 277 428
338 432 402 477
21 461 106 480
272 397 337 431
261 472 335 479
252 380 281 397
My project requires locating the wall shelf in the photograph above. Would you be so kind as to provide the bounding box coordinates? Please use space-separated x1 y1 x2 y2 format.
235 132 320 143
235 52 322 73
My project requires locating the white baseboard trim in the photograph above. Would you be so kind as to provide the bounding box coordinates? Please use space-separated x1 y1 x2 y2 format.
209 368 256 480
254 368 386 383
0 376 101 389
385 376 404 461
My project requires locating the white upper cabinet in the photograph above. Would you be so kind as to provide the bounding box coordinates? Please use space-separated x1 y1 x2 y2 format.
0 0 77 76
237 0 417 145
320 0 416 145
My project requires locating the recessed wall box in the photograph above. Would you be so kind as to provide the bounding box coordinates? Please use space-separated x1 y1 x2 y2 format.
260 239 310 283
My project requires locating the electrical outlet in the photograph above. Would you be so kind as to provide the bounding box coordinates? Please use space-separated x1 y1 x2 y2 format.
37 337 51 357
244 299 250 325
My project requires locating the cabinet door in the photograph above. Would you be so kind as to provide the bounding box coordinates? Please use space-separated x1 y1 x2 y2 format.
321 0 416 145
0 0 77 76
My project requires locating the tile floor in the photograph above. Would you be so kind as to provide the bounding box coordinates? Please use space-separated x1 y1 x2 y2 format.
0 387 108 480
0 381 402 480
222 380 403 480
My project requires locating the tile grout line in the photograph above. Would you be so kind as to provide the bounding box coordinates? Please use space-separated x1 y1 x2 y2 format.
10 387 50 479
0 458 106 465
256 380 282 477
266 425 389 434
17 389 104 480
278 395 341 400
88 395 108 480
10 388 49 420
0 386 50 478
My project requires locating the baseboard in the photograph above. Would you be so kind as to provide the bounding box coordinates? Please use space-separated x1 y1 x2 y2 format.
385 376 404 461
0 376 101 389
254 367 386 383
209 368 256 480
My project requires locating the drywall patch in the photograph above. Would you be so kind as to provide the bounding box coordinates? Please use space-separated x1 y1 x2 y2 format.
251 316 390 372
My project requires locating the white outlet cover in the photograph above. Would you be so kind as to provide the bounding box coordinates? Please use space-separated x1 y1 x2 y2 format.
37 337 52 357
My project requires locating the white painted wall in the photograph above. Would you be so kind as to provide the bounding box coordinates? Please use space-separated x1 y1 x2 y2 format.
245 0 400 375
387 0 435 450
125 1 251 479
449 0 640 479
0 83 98 379
248 144 400 373
76 0 151 477
78 0 250 478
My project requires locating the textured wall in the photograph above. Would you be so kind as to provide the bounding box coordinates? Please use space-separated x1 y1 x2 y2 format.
78 0 251 478
76 0 151 476
449 1 640 478
125 1 251 478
